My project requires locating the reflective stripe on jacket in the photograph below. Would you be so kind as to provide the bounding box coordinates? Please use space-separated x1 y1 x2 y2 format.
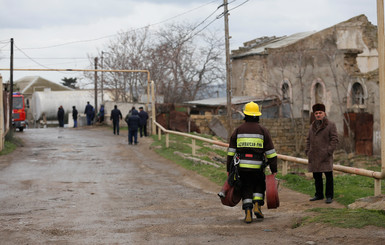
226 121 277 173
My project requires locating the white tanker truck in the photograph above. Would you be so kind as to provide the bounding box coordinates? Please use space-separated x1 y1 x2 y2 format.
31 90 109 127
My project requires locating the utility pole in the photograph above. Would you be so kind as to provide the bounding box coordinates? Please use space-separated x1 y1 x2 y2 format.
376 0 385 190
94 57 98 118
9 38 14 133
224 0 232 138
101 51 104 105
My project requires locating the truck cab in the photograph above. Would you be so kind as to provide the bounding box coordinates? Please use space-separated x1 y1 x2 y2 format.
12 92 27 131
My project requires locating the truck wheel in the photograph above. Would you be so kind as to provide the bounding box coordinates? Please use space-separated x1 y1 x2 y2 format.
19 128 24 132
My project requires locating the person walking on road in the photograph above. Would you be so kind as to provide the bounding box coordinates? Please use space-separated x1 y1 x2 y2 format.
306 103 339 204
125 110 140 145
226 101 277 223
138 106 149 137
72 106 78 128
57 105 65 127
110 105 123 135
84 102 94 126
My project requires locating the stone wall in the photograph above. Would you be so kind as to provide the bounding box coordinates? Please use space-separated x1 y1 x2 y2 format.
259 118 309 155
191 112 214 135
190 114 309 155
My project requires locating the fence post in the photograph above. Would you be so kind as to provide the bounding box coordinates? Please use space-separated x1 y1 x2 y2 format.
374 179 381 196
282 161 288 176
192 139 196 156
166 133 169 148
158 127 161 141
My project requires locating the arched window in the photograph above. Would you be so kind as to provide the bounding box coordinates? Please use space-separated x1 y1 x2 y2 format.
280 79 291 118
315 83 323 104
282 82 289 100
352 82 364 105
310 78 326 115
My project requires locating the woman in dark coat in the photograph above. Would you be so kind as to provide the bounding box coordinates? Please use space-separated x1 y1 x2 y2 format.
305 103 339 204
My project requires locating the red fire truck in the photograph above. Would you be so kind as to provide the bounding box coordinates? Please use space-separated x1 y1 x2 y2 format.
12 92 27 131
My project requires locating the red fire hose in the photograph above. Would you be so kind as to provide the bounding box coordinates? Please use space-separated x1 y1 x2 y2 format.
266 174 280 209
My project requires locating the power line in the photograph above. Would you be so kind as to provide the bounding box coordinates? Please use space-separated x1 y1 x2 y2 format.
188 0 249 40
228 0 249 12
14 44 51 69
20 0 220 51
13 43 78 75
0 57 89 60
0 43 9 50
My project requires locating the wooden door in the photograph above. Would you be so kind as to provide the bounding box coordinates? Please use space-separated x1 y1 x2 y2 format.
344 112 373 156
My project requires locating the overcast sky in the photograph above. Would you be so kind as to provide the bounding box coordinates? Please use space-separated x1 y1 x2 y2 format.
0 0 379 85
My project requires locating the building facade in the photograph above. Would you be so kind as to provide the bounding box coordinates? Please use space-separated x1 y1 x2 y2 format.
231 15 380 155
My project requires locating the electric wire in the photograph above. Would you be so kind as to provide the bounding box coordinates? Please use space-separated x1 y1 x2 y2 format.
188 0 249 40
14 43 78 74
5 0 224 65
228 0 249 12
20 0 219 51
4 0 250 74
0 43 9 50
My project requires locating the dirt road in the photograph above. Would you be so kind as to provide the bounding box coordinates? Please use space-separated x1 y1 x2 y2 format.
0 127 384 244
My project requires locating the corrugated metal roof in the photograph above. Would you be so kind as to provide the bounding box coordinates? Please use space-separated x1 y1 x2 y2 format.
184 96 262 106
232 31 316 59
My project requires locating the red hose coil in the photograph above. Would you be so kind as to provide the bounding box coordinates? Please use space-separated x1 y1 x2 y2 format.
266 174 280 209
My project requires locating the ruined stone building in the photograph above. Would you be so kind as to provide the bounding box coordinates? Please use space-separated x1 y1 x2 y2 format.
231 15 380 155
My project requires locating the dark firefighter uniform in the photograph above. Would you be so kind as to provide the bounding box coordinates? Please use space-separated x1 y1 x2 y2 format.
227 101 277 223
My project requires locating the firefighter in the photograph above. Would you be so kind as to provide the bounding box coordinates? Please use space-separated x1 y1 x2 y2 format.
227 101 278 223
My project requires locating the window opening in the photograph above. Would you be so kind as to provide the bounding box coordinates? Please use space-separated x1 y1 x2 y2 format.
352 83 364 105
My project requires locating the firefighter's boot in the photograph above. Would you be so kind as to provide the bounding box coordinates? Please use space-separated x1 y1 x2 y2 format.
244 208 253 223
253 204 264 219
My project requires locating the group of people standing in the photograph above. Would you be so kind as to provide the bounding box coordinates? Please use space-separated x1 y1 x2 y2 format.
109 105 149 145
60 102 148 139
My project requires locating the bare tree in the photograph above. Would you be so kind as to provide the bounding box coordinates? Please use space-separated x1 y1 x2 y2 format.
149 23 224 103
321 35 355 153
85 23 224 104
102 28 150 102
267 45 314 154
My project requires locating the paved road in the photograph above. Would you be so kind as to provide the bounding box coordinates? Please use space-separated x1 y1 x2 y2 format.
0 127 383 245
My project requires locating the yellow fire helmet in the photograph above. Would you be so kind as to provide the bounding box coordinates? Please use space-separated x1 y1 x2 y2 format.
243 101 262 116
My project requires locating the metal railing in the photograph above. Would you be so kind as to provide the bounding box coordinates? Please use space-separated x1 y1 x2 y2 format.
154 120 383 196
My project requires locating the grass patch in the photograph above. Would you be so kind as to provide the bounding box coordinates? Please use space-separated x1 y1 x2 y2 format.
305 208 385 228
0 134 23 156
151 134 228 186
279 173 385 206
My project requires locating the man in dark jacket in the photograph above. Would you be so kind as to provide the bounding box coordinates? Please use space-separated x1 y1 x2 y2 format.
138 106 149 137
72 106 78 128
226 101 277 223
84 102 94 126
57 105 65 127
305 103 339 204
125 110 140 145
110 105 122 135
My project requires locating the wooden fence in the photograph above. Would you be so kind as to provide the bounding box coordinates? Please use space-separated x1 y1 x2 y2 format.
154 120 384 196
